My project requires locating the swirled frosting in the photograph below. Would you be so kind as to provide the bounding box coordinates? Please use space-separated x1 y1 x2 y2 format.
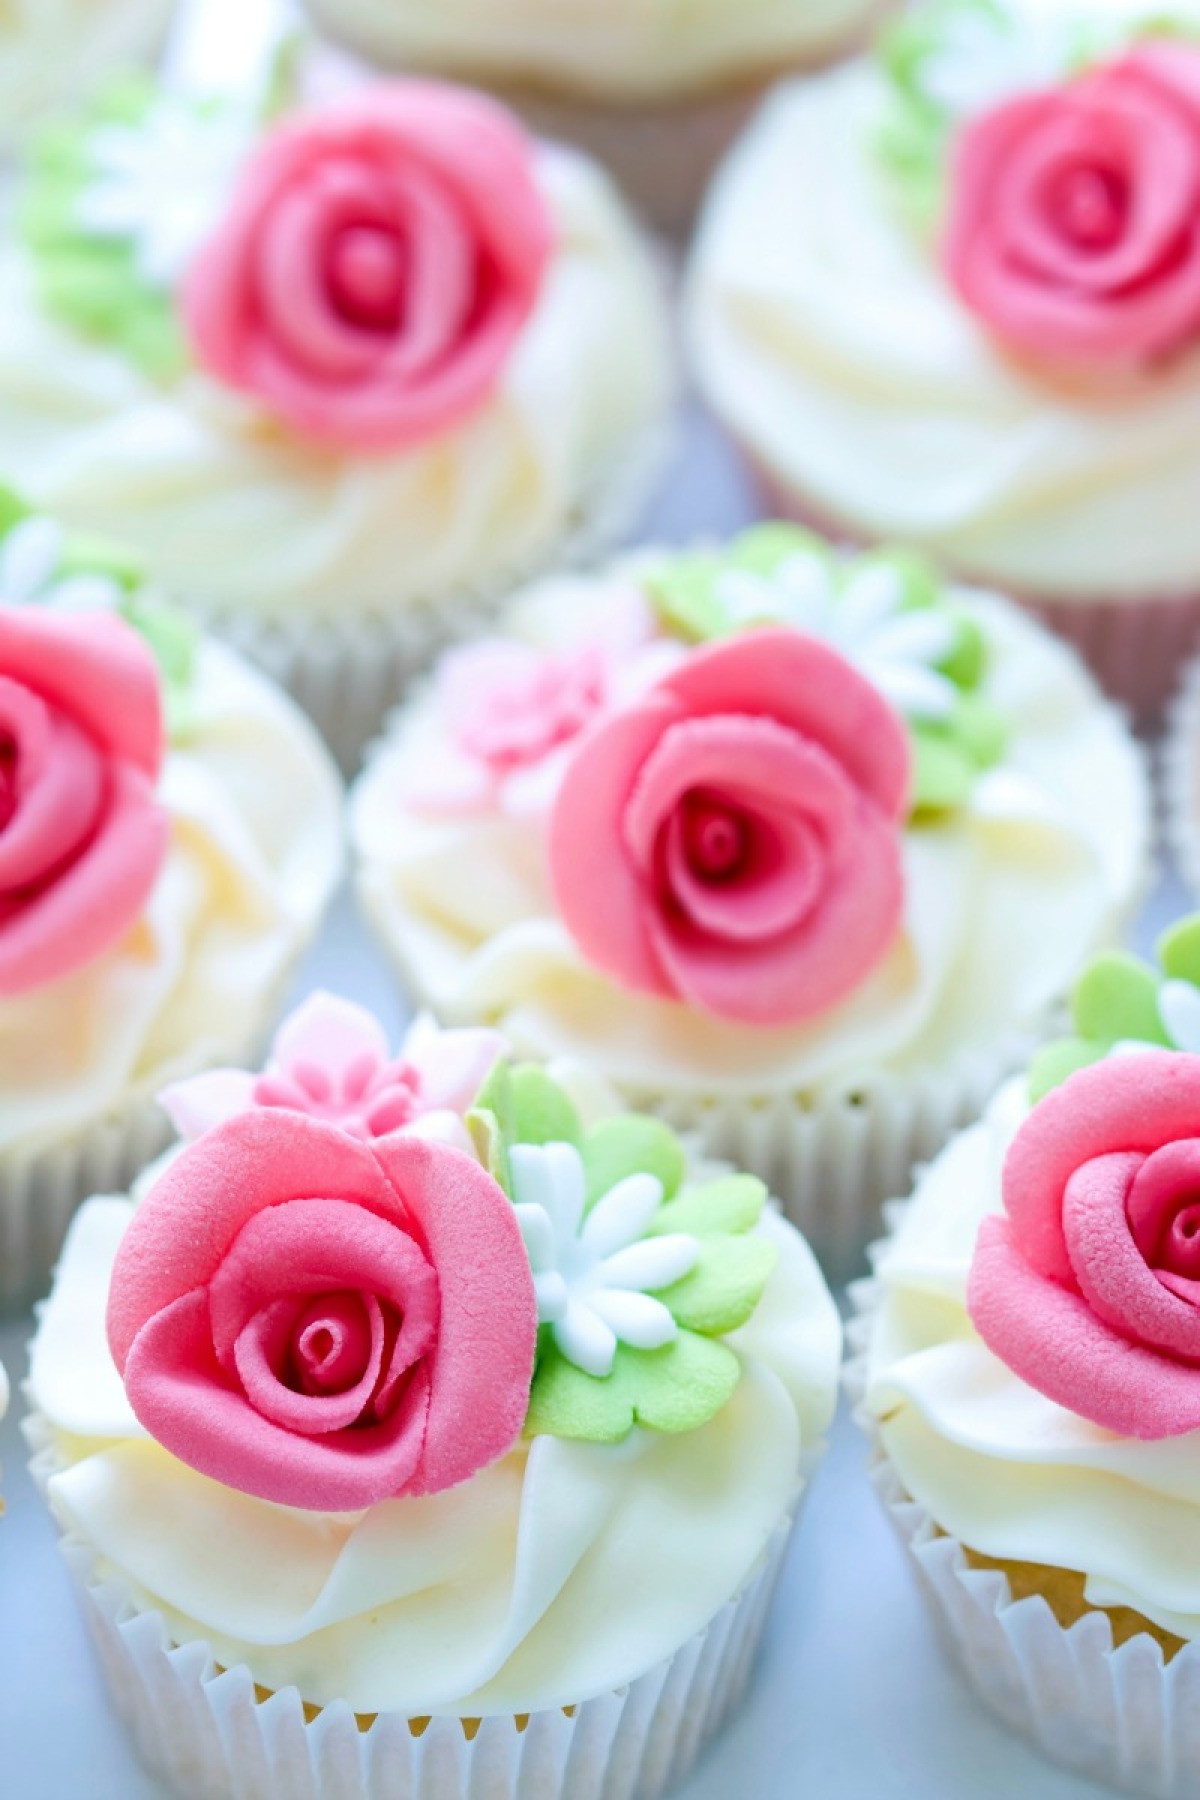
302 0 881 104
0 0 171 144
29 1120 841 1713
350 567 1147 1099
0 144 669 623
865 1075 1200 1642
687 41 1200 600
0 637 343 1161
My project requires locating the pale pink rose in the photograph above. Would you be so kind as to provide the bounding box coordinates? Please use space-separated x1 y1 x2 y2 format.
971 1053 1200 1437
108 1111 538 1511
160 991 505 1154
0 608 167 995
548 628 911 1027
946 42 1200 364
185 81 553 451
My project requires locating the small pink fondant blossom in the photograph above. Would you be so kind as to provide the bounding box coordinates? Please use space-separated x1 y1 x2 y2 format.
405 583 674 819
160 992 505 1149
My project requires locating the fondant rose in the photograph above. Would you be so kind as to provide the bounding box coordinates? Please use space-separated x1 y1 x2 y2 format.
160 991 504 1150
946 43 1200 364
108 1112 538 1510
0 608 167 995
185 81 554 451
970 1053 1200 1438
548 628 911 1026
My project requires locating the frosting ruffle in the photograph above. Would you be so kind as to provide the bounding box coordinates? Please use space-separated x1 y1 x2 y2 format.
0 0 172 145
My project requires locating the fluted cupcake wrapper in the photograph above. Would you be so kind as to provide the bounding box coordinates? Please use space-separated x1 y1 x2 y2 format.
27 1410 805 1800
845 1265 1200 1800
201 419 675 777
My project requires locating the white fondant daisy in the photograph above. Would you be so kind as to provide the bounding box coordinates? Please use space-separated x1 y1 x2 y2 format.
716 552 959 722
76 97 252 288
0 516 122 612
511 1141 699 1379
918 4 1083 119
1112 979 1200 1062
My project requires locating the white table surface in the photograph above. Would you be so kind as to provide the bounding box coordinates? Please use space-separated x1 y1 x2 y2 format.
0 6 1185 1789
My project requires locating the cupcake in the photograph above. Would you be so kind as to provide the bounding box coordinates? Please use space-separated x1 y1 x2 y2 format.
0 65 672 770
0 0 173 148
687 0 1200 720
1166 648 1200 902
0 495 344 1309
25 1010 841 1800
295 0 888 236
350 526 1150 1280
856 914 1200 1795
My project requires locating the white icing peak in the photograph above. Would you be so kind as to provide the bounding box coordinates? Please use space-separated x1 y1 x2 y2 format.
512 1141 697 1376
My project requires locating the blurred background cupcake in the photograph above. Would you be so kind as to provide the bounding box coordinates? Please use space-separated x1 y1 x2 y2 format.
854 917 1200 1794
688 0 1200 722
0 56 673 769
26 1035 840 1800
0 0 175 149
0 494 343 1309
294 0 892 236
350 526 1150 1278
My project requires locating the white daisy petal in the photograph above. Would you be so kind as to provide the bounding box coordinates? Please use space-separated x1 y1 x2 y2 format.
838 562 907 635
1159 980 1200 1056
1 517 64 602
777 553 837 627
870 661 959 722
554 1300 617 1379
46 574 124 613
580 1172 664 1258
589 1289 678 1351
534 1271 569 1324
600 1233 699 1294
714 569 781 626
513 1203 554 1272
869 609 959 668
510 1142 586 1248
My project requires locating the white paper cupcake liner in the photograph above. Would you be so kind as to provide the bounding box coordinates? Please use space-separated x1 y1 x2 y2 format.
0 958 307 1314
1164 649 1200 903
845 1264 1200 1800
200 418 676 776
27 1409 801 1800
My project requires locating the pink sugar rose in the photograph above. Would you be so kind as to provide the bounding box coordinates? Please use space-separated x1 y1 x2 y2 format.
185 81 554 451
108 1111 538 1510
160 991 505 1152
946 42 1200 365
970 1053 1200 1438
0 608 167 995
548 628 911 1027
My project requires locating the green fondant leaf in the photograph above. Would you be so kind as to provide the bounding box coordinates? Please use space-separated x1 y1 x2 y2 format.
119 595 200 740
650 1174 767 1239
466 1059 514 1195
658 1236 778 1337
581 1115 686 1210
910 730 976 815
939 611 988 692
1072 953 1167 1047
508 1065 582 1148
1028 1036 1108 1104
525 1332 741 1443
1160 916 1200 988
952 692 1007 767
729 523 820 575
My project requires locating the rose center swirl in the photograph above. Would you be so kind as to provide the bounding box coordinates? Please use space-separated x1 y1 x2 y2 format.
328 223 408 331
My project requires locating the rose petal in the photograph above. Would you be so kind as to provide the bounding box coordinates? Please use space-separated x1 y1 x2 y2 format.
233 1289 387 1434
158 1068 258 1140
0 608 162 775
969 1214 1200 1438
0 681 105 892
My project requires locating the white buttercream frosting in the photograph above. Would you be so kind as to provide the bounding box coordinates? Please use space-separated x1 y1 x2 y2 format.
687 55 1200 600
864 1076 1200 1643
29 1147 841 1713
302 0 882 103
0 637 343 1163
0 0 172 143
350 567 1148 1100
0 144 670 624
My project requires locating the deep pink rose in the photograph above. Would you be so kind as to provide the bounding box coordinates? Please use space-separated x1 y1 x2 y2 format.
108 1111 538 1510
946 43 1200 364
185 81 554 451
0 608 167 995
547 628 911 1026
970 1053 1200 1438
